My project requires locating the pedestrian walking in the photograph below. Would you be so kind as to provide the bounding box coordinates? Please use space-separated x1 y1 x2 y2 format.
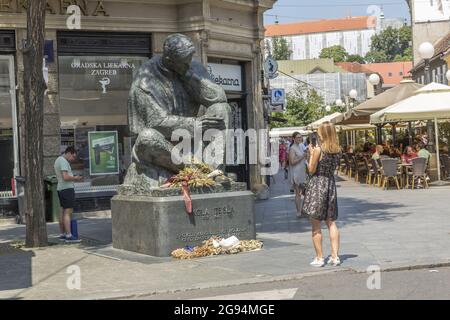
279 140 287 171
54 146 83 243
302 122 341 267
289 132 307 218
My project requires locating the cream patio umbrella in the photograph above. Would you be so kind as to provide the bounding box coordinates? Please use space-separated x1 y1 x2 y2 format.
336 80 423 145
352 79 424 117
308 112 344 130
370 83 450 124
269 127 311 138
370 82 450 182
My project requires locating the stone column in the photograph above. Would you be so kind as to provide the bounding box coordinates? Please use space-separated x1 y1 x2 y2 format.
16 28 26 176
43 30 61 177
16 29 60 178
248 41 266 187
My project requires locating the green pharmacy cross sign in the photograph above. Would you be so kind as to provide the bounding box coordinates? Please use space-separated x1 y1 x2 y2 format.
88 131 119 176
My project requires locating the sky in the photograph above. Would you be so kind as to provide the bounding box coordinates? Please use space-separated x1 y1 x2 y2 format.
264 0 411 25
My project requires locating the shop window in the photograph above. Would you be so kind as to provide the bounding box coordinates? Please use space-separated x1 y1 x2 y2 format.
58 55 148 189
0 57 14 194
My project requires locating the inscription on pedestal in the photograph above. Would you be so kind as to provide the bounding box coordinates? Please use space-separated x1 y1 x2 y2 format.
176 227 248 243
193 205 235 220
112 191 256 257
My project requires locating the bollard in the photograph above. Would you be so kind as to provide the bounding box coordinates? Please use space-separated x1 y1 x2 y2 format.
70 219 78 239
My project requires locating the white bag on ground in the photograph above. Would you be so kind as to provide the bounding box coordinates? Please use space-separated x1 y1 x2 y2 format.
219 236 240 249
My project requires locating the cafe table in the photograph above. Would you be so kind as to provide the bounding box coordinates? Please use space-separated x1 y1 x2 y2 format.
398 162 413 188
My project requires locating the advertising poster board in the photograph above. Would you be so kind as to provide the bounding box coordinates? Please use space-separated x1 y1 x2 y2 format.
88 131 119 176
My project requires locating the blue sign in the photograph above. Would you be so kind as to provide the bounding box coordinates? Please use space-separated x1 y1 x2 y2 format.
271 88 285 105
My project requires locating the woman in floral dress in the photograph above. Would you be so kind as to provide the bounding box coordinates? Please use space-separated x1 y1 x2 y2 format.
302 122 341 267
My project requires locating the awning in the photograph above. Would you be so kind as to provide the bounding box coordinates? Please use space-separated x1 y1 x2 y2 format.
370 83 450 124
308 112 344 130
338 124 376 131
352 79 423 117
370 82 450 183
269 127 311 138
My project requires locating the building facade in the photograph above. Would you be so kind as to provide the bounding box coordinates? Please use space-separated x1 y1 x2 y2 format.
410 32 450 85
270 59 368 105
0 0 276 216
407 0 450 84
265 16 378 60
407 0 450 65
338 61 413 90
444 48 450 82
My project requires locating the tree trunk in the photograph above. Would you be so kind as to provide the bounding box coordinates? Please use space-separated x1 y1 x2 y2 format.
23 0 47 247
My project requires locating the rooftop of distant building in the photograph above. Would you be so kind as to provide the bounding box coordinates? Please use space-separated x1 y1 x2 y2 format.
337 61 413 86
265 16 376 37
278 58 345 75
365 61 413 86
335 62 375 74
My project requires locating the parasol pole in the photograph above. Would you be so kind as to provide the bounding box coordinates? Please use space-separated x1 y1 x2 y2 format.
434 117 441 182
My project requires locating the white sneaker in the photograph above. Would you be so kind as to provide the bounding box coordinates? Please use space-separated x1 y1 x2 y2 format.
327 256 341 266
310 257 325 267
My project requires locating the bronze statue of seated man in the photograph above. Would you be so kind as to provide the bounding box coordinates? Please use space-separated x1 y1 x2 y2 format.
125 33 232 188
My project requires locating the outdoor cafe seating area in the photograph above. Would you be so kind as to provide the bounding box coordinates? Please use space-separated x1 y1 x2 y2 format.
322 81 450 189
269 80 450 191
338 146 450 190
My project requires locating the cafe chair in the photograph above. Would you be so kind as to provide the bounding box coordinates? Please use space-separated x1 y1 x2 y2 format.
343 153 354 178
440 155 450 180
351 155 363 182
380 158 402 190
406 157 428 189
338 154 347 175
370 158 382 187
362 157 373 185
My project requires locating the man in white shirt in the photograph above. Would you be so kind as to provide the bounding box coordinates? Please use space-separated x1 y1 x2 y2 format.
54 146 83 243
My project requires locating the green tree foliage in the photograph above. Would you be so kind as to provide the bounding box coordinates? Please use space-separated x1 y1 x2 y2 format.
394 47 413 62
365 50 389 63
270 37 291 60
346 54 366 64
319 45 348 62
365 26 412 63
320 46 366 64
270 84 325 128
269 111 289 129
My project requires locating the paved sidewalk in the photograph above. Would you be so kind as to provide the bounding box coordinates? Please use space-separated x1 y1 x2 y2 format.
1 172 450 299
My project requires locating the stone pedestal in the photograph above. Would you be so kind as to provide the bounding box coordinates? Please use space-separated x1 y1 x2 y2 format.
111 187 255 257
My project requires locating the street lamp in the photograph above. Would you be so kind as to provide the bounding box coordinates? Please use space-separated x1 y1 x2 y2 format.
347 89 358 112
346 89 358 147
369 73 380 86
369 73 381 96
419 42 435 152
419 42 435 84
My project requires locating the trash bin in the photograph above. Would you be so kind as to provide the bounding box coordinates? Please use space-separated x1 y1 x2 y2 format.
15 176 26 224
44 175 60 222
